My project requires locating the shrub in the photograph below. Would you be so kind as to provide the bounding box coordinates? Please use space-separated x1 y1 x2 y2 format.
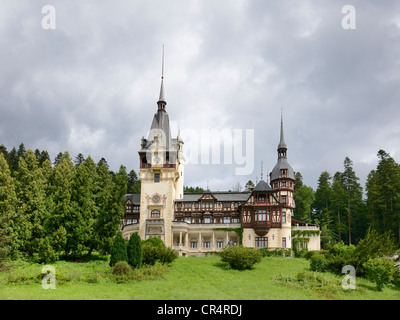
109 232 128 267
310 253 328 272
143 236 166 248
220 246 262 270
112 261 132 276
364 257 396 291
127 232 142 268
159 247 178 265
142 242 161 266
141 240 178 265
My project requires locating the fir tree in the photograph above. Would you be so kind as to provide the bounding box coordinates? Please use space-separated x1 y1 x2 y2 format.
127 232 142 268
0 154 16 264
109 231 128 266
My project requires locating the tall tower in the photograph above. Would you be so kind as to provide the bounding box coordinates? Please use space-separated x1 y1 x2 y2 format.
138 48 184 246
270 114 295 247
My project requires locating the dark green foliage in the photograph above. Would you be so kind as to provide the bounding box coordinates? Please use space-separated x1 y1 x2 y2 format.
109 232 128 267
141 237 177 265
310 253 328 272
127 232 142 268
258 248 291 257
0 143 140 263
184 186 204 193
293 172 314 222
127 169 141 194
143 236 166 248
219 246 262 270
364 257 396 291
112 261 132 276
158 247 178 265
309 228 399 280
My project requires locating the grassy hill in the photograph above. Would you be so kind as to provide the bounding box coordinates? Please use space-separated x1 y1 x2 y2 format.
1 256 399 300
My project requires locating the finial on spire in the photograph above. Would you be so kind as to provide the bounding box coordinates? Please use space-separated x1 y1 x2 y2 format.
157 45 166 108
278 108 287 151
161 44 165 80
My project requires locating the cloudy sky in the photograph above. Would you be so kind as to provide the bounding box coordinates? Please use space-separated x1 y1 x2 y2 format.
1 0 400 192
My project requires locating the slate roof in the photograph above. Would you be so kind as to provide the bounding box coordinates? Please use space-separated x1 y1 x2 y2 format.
252 179 272 192
124 194 141 205
270 157 295 181
176 192 251 202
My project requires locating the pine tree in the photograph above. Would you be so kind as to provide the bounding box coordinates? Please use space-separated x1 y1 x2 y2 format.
293 172 314 222
127 169 140 194
341 157 363 244
93 163 127 253
49 152 76 257
15 149 49 260
8 147 19 174
17 143 26 159
313 171 333 227
0 153 16 264
366 150 400 242
70 155 98 257
109 231 128 266
74 153 85 167
127 232 142 268
331 173 347 243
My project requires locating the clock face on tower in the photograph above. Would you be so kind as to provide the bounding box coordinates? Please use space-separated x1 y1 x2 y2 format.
153 195 160 203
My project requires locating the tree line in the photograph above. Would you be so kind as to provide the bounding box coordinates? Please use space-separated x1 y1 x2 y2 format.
294 150 400 247
0 143 140 263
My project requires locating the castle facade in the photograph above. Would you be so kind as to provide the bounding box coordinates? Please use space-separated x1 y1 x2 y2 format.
121 69 320 256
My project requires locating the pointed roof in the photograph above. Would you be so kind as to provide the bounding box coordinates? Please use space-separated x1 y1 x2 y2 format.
278 114 287 150
157 45 167 107
253 179 272 192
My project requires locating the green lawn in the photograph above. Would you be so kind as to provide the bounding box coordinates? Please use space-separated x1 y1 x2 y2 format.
1 256 399 300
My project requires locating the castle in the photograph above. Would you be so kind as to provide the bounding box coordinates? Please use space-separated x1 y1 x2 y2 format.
121 62 320 256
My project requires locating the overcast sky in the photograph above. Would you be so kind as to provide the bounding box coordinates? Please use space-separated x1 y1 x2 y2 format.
1 1 400 192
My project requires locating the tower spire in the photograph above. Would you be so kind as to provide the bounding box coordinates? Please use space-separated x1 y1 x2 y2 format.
261 161 264 181
157 45 166 110
278 109 287 158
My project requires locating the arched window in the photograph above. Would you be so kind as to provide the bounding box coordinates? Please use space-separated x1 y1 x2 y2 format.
151 209 160 218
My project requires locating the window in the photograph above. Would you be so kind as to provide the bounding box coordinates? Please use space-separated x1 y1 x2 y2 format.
258 195 266 202
184 203 191 209
282 212 286 224
282 237 287 248
203 241 210 248
258 210 266 221
281 195 287 204
151 210 160 218
224 216 231 223
204 217 211 224
154 173 160 183
281 181 286 187
184 217 191 224
190 241 197 248
217 241 224 248
255 237 268 248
